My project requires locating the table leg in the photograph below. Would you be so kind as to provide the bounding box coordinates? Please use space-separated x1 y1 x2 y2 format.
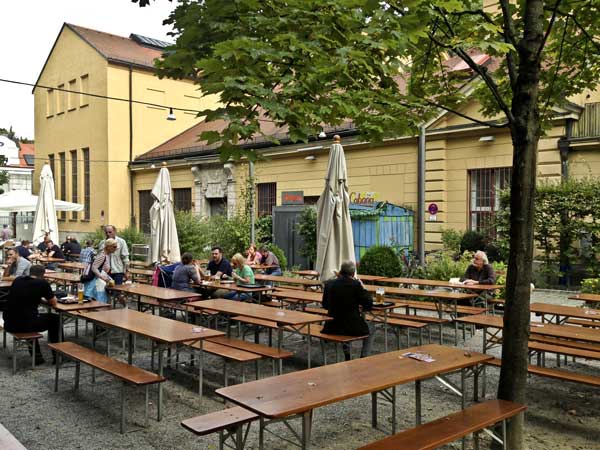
371 392 378 428
415 380 422 425
307 323 311 369
277 327 284 375
482 326 488 398
91 323 96 383
259 417 264 450
59 312 64 342
158 343 164 421
198 340 204 400
301 410 312 450
128 333 133 364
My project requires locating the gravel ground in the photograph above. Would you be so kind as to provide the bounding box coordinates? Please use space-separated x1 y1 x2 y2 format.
1 290 599 450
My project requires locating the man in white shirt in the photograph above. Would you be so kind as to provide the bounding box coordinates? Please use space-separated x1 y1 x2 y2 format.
99 225 129 285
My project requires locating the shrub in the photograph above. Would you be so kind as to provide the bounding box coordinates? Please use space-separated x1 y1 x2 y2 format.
83 226 148 251
358 246 402 277
255 214 273 245
441 228 464 257
424 251 471 281
581 278 600 294
207 214 252 258
175 211 212 257
460 230 486 253
296 207 317 265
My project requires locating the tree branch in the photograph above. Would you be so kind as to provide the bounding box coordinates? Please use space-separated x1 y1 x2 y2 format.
416 96 509 128
554 9 600 54
537 0 562 59
499 0 518 90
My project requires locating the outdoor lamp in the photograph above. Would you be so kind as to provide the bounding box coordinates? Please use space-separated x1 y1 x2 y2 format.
166 107 176 121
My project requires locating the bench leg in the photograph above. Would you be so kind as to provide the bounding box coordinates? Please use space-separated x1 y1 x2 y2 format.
92 324 96 383
198 343 204 400
157 343 164 421
120 382 126 434
74 361 80 390
144 385 149 427
223 361 228 387
371 392 378 428
31 340 36 370
255 360 260 380
12 337 17 375
54 353 61 392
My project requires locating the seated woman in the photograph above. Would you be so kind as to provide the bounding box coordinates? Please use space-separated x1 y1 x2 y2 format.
172 252 202 291
246 243 262 266
223 253 255 301
461 250 496 285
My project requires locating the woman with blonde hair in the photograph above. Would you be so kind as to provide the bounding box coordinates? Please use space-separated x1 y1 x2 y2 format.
82 238 118 303
223 252 255 300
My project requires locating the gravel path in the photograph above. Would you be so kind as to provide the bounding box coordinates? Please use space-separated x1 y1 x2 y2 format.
1 290 599 450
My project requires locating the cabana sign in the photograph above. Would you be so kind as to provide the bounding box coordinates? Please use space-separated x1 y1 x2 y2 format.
350 191 377 205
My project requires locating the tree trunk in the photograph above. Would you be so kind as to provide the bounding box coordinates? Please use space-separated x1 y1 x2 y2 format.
497 1 544 449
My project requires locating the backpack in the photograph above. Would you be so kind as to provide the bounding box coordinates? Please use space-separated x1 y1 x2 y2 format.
153 263 181 288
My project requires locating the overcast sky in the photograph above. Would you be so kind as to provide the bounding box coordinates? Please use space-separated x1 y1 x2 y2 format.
0 0 177 140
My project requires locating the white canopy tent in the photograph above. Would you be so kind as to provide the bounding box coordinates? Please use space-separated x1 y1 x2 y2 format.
0 191 84 213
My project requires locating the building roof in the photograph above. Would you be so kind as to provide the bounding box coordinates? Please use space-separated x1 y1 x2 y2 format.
67 24 166 69
19 143 35 168
33 23 169 93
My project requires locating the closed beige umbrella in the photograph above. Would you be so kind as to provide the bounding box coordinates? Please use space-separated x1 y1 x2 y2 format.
32 163 59 245
315 136 355 281
150 163 181 263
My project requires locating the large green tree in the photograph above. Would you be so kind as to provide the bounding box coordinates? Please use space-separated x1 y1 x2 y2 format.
136 0 600 447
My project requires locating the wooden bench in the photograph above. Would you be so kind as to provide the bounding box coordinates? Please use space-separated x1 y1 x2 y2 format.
182 406 258 450
528 334 600 352
207 336 294 364
368 314 427 348
184 340 263 386
283 325 369 363
0 423 27 450
0 324 44 374
373 311 449 344
564 318 600 328
358 399 526 450
49 341 166 433
403 300 486 316
485 357 600 387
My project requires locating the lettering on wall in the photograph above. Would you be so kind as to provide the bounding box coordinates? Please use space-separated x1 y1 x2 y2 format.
350 191 378 205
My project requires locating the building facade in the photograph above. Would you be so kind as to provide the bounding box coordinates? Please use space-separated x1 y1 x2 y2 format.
33 23 218 238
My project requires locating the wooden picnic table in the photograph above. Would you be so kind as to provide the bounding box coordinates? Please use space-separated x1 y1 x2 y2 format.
382 277 503 292
292 269 320 279
44 271 82 288
36 256 66 264
128 267 154 283
188 299 330 370
58 261 87 272
569 293 600 304
53 299 111 341
79 308 223 420
216 343 491 449
530 302 600 324
107 283 202 310
195 280 274 303
255 274 322 290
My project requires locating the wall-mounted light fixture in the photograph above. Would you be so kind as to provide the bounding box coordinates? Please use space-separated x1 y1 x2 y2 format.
166 107 176 121
479 135 495 142
305 155 316 161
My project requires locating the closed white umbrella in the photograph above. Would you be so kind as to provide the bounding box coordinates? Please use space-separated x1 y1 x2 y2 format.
150 163 181 263
315 135 355 281
32 163 60 245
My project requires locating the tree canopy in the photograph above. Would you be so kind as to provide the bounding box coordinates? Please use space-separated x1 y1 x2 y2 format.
136 0 600 447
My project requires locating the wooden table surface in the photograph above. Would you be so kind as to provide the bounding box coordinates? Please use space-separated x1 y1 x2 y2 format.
37 256 66 263
270 288 323 303
255 274 322 287
456 313 600 344
217 344 491 418
292 269 320 278
58 262 87 271
530 302 600 320
54 300 112 312
382 277 503 292
79 308 223 343
569 293 600 303
188 299 330 326
362 284 478 301
129 267 155 276
357 274 388 282
44 272 82 283
196 280 274 294
107 283 203 302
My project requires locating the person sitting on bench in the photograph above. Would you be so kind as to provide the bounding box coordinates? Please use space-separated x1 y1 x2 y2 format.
321 260 374 360
3 264 59 364
222 253 255 301
461 250 496 285
3 248 31 277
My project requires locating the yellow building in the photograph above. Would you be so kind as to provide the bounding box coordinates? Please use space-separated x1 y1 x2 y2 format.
131 92 600 252
33 23 217 237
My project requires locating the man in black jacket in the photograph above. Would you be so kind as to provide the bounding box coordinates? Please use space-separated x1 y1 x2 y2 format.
321 260 374 360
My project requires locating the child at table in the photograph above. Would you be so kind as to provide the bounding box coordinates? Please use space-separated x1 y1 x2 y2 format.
222 253 255 301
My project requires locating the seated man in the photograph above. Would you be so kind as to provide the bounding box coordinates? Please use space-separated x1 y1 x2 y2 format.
2 264 59 364
3 248 31 277
259 246 282 276
461 250 496 285
43 239 65 269
16 239 36 261
321 261 374 360
206 246 233 298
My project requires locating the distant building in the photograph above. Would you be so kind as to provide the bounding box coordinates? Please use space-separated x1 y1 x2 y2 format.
33 23 218 237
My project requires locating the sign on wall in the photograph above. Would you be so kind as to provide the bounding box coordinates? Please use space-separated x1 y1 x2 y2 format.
350 191 378 205
282 191 304 205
